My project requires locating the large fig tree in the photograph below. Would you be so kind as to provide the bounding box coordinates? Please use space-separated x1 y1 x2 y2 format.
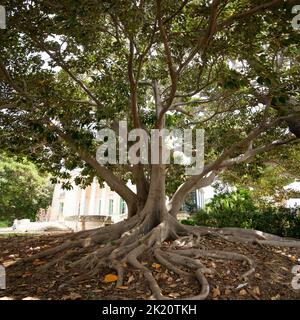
1 0 300 299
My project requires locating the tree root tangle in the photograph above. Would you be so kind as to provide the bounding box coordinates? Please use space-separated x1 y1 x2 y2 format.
17 215 300 300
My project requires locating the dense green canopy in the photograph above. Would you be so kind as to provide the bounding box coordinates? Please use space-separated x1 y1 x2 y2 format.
0 153 53 224
2 1 300 301
0 0 300 208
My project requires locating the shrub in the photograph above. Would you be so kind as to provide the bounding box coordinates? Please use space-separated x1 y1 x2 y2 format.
252 207 300 238
181 189 300 238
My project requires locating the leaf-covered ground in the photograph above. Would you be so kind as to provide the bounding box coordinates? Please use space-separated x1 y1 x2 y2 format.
0 232 299 300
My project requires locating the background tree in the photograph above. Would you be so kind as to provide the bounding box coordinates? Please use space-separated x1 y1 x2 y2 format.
1 0 300 299
219 145 300 204
0 153 53 226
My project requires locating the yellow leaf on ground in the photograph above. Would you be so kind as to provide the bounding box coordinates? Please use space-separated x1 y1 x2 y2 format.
104 274 118 283
152 263 161 270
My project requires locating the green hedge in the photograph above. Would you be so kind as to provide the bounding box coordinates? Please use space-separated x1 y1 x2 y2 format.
181 189 300 238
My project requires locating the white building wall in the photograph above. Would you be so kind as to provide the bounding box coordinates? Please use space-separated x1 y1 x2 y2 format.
202 186 215 207
79 188 86 216
49 180 137 224
49 178 213 224
49 184 63 221
63 185 80 220
286 198 300 208
87 178 97 215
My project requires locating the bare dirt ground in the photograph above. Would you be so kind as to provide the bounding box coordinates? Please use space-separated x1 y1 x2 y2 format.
0 232 299 300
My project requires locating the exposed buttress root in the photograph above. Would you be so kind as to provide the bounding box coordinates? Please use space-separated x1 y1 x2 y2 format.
16 214 300 300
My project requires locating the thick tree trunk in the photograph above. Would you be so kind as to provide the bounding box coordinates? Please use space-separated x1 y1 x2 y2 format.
132 164 149 213
169 171 218 217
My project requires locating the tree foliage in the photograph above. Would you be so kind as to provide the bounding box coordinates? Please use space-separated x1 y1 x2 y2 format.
182 188 300 238
2 1 300 300
0 0 299 216
0 153 53 224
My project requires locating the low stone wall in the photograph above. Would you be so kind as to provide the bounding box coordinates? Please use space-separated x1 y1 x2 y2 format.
12 219 70 232
64 215 113 231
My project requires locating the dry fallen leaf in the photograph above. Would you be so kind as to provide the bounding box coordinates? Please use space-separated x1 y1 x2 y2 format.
32 259 46 266
212 287 221 298
152 263 161 270
160 273 168 280
3 260 16 267
18 283 28 287
252 286 261 296
36 287 47 294
22 271 33 278
224 288 232 295
104 274 118 283
127 275 134 284
168 292 180 298
239 289 247 296
62 293 82 300
117 286 129 290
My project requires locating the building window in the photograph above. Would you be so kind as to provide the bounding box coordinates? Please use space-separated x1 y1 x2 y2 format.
119 198 126 215
98 200 101 215
108 199 113 215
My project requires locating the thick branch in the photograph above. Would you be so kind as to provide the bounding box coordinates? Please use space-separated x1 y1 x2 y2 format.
169 116 296 216
0 62 138 210
178 0 220 74
128 39 141 129
156 0 178 127
52 126 138 210
217 0 284 30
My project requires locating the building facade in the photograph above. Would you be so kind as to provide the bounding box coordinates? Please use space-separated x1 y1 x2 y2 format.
48 179 215 231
